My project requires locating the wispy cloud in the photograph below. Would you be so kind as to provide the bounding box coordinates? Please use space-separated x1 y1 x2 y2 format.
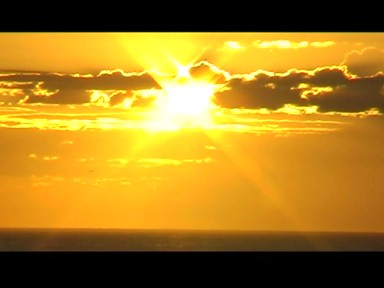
310 41 335 48
205 145 217 150
42 156 59 161
219 41 246 51
78 157 94 162
136 157 215 167
29 174 131 188
253 40 334 49
30 175 65 187
28 154 59 161
108 158 129 168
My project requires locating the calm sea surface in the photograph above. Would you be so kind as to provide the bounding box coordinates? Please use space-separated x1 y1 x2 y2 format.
0 229 383 251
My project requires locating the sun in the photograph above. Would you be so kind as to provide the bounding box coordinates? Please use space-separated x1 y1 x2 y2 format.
164 79 215 117
153 64 216 128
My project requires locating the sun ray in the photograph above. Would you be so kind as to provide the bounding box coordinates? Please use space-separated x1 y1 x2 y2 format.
202 128 314 233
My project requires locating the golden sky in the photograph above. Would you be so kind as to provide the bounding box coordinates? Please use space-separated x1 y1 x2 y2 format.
1 32 384 232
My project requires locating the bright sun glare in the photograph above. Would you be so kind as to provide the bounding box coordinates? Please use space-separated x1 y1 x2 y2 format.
153 64 216 128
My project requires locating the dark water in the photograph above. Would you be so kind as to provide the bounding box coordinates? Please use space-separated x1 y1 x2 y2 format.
0 229 383 251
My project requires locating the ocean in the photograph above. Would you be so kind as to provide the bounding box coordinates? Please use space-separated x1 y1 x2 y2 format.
0 229 383 251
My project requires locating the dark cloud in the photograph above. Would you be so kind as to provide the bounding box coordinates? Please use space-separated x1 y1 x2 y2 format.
0 70 161 105
214 67 384 113
189 61 228 84
0 89 27 105
22 89 91 105
0 70 160 91
214 75 306 110
342 47 384 77
213 69 317 110
0 80 36 104
109 91 157 108
131 96 157 108
308 75 384 112
109 91 134 106
311 68 349 86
